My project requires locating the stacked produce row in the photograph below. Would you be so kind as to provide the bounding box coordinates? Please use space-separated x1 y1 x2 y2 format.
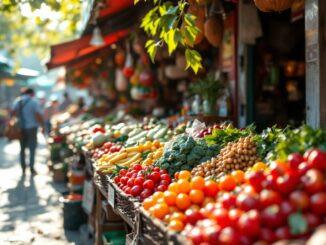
59 114 326 245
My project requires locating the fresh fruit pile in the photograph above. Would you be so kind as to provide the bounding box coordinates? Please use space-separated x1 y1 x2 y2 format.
192 136 260 177
95 140 164 174
183 149 326 244
91 142 122 160
193 124 223 138
114 164 172 199
154 136 219 176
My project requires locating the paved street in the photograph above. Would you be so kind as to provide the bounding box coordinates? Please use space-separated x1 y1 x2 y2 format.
0 135 93 245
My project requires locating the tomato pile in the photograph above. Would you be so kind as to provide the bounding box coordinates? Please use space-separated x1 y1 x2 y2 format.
142 148 326 244
91 142 122 159
114 164 172 199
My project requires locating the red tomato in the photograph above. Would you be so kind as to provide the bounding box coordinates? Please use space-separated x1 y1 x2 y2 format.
307 149 326 170
120 176 128 185
304 148 315 161
261 204 286 228
237 210 261 238
246 171 265 191
159 169 168 175
304 212 322 230
203 180 219 198
269 160 290 178
157 185 167 192
140 188 153 199
133 164 143 171
310 192 326 214
218 227 241 245
153 167 161 172
188 227 205 245
130 185 142 197
236 193 260 211
260 228 277 243
202 225 221 244
149 171 161 182
239 236 252 245
114 176 120 184
160 174 171 183
289 190 310 211
259 189 282 207
210 208 231 228
280 200 295 217
109 145 119 153
134 177 145 186
159 180 169 187
125 187 131 194
185 209 204 225
276 173 300 195
288 153 304 170
143 179 155 189
263 174 278 191
228 209 243 227
127 178 135 187
219 193 236 209
298 162 310 175
275 226 291 240
126 172 133 178
301 169 324 194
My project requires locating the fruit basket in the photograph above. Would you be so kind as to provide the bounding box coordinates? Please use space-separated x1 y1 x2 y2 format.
137 207 170 245
106 176 141 229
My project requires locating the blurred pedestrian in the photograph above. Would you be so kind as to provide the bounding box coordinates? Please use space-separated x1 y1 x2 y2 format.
12 88 44 175
44 96 59 136
77 96 85 110
59 92 72 112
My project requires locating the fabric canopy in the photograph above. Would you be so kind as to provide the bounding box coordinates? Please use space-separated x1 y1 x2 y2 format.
99 0 134 19
46 28 129 69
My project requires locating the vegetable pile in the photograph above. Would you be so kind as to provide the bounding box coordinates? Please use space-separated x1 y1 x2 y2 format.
154 136 219 176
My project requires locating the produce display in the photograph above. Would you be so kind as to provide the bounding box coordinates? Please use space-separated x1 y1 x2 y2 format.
114 164 171 199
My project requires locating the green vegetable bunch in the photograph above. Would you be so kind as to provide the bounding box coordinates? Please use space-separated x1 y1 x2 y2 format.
154 135 219 176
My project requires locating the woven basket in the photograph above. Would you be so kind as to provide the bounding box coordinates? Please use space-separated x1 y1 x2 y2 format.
93 171 109 198
107 176 141 229
254 0 295 12
137 207 170 245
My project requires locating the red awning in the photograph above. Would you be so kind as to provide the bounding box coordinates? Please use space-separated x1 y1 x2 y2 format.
46 28 129 69
99 0 134 18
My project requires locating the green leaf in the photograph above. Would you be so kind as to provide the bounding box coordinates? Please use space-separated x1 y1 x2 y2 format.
185 48 202 73
184 14 197 26
145 39 158 63
288 213 308 235
166 28 181 54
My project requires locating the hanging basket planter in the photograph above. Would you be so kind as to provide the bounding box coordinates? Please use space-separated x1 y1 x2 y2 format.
254 0 296 12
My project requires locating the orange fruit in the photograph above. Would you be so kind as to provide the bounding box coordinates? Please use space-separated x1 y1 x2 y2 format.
202 197 215 207
163 191 177 206
168 219 184 231
152 191 164 201
152 203 169 220
143 198 155 210
190 176 205 190
169 206 179 214
177 179 191 194
153 140 161 148
189 204 201 211
178 170 192 180
252 162 268 172
176 193 191 210
231 170 245 184
219 175 236 191
170 212 187 222
163 214 171 223
174 172 180 180
156 197 166 204
189 189 205 204
168 182 180 193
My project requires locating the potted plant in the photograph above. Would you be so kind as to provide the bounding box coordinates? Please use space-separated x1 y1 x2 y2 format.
190 73 224 116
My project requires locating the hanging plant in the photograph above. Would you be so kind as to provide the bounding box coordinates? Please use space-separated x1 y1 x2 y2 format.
254 0 296 12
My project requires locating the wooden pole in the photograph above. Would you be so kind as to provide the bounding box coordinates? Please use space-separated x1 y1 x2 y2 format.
305 0 326 129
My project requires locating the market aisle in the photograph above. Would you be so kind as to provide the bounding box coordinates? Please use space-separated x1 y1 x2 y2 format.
0 135 92 245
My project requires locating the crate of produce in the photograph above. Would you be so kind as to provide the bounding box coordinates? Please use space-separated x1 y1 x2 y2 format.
107 176 141 229
137 207 170 245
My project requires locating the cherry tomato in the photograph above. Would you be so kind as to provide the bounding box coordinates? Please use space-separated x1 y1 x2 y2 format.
160 169 168 175
301 169 324 194
114 176 120 184
125 187 131 194
160 174 171 183
140 188 153 199
188 227 205 245
261 204 286 228
276 173 300 195
153 167 161 172
289 190 310 211
130 185 142 197
304 212 322 230
127 178 135 187
246 171 265 192
288 153 304 169
310 192 326 214
134 177 145 186
219 193 236 209
280 200 295 216
119 169 127 176
133 164 143 171
260 228 277 243
157 185 167 192
120 176 128 185
298 162 310 175
211 208 232 228
143 179 155 189
228 209 243 227
203 180 219 198
218 227 241 245
185 209 204 225
236 193 260 211
275 226 291 240
307 149 326 170
259 189 282 207
202 225 221 245
159 179 169 187
149 171 161 182
237 210 261 238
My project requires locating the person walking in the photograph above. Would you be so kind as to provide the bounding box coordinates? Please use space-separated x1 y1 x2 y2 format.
58 92 72 112
12 88 44 175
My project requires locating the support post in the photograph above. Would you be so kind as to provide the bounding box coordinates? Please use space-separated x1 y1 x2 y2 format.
305 0 326 129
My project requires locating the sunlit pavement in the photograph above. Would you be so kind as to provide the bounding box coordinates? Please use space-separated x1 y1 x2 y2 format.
0 134 93 245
